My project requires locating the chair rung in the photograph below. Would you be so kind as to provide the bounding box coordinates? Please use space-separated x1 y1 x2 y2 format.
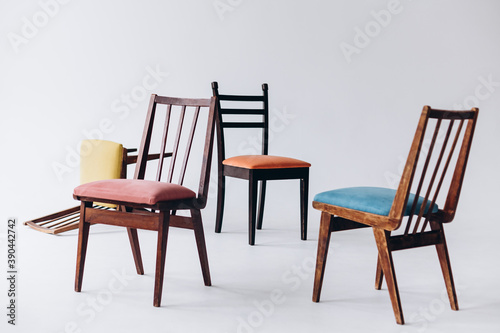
330 217 370 232
218 94 264 101
222 122 265 128
389 230 442 251
219 108 265 115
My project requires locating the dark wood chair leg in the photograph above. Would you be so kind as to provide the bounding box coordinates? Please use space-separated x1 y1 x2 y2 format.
215 170 225 233
430 221 459 310
191 209 211 286
256 180 266 230
373 228 404 325
313 212 333 302
248 175 258 245
375 256 384 290
75 202 91 292
300 173 309 240
127 228 144 275
153 211 170 307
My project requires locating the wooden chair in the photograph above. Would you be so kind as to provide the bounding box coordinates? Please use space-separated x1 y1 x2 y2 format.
212 82 311 245
24 141 167 234
73 95 216 307
311 106 478 324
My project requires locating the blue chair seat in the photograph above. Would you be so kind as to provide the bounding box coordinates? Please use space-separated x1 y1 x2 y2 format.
313 187 439 217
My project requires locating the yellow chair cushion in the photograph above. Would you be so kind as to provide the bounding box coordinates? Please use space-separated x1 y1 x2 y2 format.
80 140 124 208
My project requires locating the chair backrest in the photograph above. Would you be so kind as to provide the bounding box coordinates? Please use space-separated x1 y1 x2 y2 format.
388 106 479 232
80 139 125 185
133 95 217 209
211 81 269 163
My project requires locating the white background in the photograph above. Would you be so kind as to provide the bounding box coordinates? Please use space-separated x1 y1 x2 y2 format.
1 1 499 332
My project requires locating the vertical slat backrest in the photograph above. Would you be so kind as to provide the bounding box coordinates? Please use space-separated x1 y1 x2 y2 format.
133 94 216 207
211 82 269 162
389 106 478 232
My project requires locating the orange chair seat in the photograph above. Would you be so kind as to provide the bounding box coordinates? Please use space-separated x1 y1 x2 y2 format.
74 179 196 205
223 155 311 169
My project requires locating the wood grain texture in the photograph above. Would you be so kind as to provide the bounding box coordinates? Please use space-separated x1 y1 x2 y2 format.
311 106 478 324
74 95 216 307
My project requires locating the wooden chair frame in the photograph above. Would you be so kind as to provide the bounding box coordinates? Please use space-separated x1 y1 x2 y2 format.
212 81 309 245
312 106 478 324
73 95 217 307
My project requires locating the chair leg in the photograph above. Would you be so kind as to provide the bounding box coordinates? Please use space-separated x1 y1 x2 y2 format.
75 202 92 292
215 170 225 233
313 212 333 302
373 228 404 325
430 221 459 310
300 173 309 240
375 256 384 290
248 175 258 245
153 211 170 307
127 228 144 275
256 180 267 230
191 209 211 286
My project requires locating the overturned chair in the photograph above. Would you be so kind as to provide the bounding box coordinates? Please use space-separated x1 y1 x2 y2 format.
23 140 167 234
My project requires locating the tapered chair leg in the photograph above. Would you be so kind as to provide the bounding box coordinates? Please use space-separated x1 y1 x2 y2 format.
373 228 404 325
300 174 309 240
127 227 144 275
191 209 211 286
313 212 333 302
256 180 266 230
248 176 258 245
430 221 459 310
153 211 170 307
215 169 225 233
75 202 92 292
375 256 384 290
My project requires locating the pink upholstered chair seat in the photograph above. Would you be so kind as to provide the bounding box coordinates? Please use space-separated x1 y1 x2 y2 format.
74 179 196 205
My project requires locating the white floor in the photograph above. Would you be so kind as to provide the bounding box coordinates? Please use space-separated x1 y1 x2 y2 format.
3 212 500 333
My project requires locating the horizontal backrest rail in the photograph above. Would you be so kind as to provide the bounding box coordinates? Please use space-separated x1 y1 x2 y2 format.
219 108 266 115
155 95 211 107
217 94 264 102
221 122 266 128
429 109 476 119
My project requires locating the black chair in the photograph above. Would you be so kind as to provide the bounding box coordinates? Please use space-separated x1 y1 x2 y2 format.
212 81 311 245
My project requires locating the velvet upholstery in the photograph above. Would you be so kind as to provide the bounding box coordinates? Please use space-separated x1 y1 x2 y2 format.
74 179 196 205
80 140 123 184
223 155 311 169
313 187 439 216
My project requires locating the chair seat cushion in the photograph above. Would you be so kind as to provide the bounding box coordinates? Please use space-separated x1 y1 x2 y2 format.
223 155 311 169
313 187 439 216
74 179 196 205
